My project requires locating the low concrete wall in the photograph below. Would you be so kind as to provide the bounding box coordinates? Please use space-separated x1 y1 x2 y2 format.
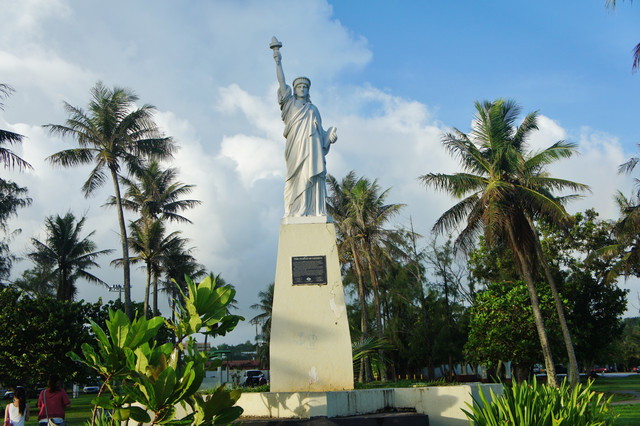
237 384 503 426
395 384 503 426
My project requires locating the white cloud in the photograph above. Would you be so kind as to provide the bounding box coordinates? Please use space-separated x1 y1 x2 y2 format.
0 0 71 43
219 134 283 188
528 117 630 220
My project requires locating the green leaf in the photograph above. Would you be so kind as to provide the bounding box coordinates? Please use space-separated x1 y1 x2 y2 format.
213 406 244 425
128 406 151 423
153 366 177 406
90 319 112 349
91 396 114 409
154 405 177 424
112 408 131 421
163 415 196 426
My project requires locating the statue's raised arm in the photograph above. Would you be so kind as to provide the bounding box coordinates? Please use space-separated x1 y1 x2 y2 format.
270 36 337 221
270 37 286 93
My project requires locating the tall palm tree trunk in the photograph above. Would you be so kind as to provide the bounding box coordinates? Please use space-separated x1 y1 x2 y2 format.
528 218 579 387
153 273 159 316
111 168 132 318
143 262 151 318
59 265 68 301
443 275 455 381
409 219 434 380
366 258 388 381
350 242 372 382
508 225 557 387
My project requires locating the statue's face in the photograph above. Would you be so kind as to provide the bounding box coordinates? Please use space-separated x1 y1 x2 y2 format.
294 83 309 99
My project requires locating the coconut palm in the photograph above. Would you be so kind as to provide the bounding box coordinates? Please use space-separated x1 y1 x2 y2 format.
161 238 206 307
250 282 274 368
120 219 182 317
347 177 404 381
108 160 201 224
328 172 404 381
28 212 113 301
0 180 30 283
0 84 32 283
107 160 201 316
598 145 640 281
420 99 588 387
12 264 57 298
45 82 175 317
328 172 372 381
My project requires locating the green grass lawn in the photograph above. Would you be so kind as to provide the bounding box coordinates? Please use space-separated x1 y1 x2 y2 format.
584 374 640 425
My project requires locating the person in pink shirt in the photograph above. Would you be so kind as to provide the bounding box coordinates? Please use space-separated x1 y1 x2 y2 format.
37 375 70 425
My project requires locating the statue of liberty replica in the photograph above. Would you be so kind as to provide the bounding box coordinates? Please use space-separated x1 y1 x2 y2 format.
268 37 353 392
272 36 337 220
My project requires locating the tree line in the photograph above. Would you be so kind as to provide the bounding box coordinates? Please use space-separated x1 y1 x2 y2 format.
247 100 639 387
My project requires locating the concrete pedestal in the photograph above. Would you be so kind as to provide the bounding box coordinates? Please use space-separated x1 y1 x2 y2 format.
270 222 354 392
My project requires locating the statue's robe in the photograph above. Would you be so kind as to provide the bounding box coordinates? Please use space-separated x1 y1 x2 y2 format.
279 85 332 217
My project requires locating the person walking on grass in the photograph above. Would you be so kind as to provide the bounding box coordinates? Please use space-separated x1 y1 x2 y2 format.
3 387 29 426
37 374 70 426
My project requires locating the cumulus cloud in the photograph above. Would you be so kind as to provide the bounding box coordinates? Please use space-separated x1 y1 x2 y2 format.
529 116 630 219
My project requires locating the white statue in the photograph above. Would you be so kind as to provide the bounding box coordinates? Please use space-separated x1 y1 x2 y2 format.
271 37 337 218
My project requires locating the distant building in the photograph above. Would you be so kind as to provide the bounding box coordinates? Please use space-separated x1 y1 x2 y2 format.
223 359 260 370
196 342 211 352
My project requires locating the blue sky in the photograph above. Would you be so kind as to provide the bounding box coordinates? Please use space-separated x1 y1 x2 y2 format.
333 1 640 144
1 0 639 344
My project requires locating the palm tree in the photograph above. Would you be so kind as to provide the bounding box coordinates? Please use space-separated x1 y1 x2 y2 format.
420 99 588 387
28 212 113 301
122 219 182 317
250 283 274 368
12 265 57 298
599 144 640 281
161 238 206 307
108 160 201 224
347 176 404 381
328 172 372 381
328 172 404 381
45 82 175 317
108 160 201 316
0 180 30 283
0 84 33 283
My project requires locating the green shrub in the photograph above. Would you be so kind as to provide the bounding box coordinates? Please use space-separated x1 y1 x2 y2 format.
462 378 617 425
68 275 244 426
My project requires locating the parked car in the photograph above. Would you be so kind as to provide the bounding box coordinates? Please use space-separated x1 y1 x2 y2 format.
242 370 266 387
591 366 608 374
82 385 100 393
634 366 640 373
2 390 13 400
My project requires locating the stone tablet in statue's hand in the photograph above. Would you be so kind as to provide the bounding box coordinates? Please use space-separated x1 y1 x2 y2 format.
327 127 337 144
